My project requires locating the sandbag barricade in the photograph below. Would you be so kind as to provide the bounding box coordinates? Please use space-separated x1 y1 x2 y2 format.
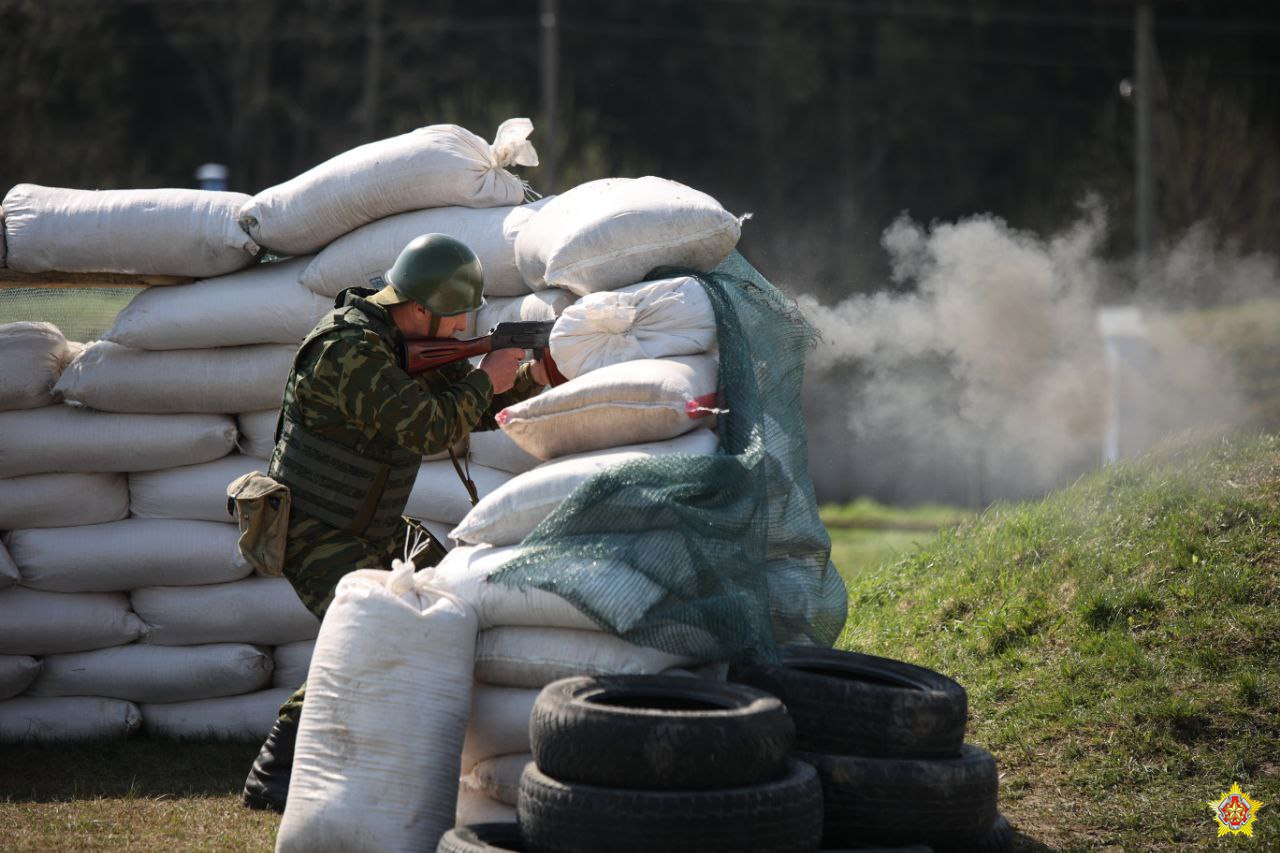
0 143 842 853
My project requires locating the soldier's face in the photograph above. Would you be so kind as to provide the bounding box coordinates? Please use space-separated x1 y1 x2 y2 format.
397 304 466 339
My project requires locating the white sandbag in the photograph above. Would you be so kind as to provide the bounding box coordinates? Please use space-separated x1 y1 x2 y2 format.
271 640 315 688
141 686 293 741
0 321 71 410
0 696 142 742
515 176 742 295
0 407 236 477
418 518 457 550
403 460 514 525
5 519 249 593
452 429 719 547
496 356 719 460
236 409 278 459
426 545 596 631
461 753 532 806
466 429 542 475
0 588 146 655
104 257 329 350
0 472 129 529
241 119 538 256
549 276 717 379
128 455 261 522
455 787 517 827
277 566 478 853
0 655 41 700
299 200 550 299
132 577 319 646
1 184 258 277
460 684 540 771
54 341 294 414
0 541 15 590
27 643 273 703
472 287 576 334
474 626 698 689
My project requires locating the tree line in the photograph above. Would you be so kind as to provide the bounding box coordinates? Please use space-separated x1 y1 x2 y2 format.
2 0 1278 298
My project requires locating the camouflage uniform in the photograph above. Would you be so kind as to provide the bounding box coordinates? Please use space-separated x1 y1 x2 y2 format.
269 286 542 726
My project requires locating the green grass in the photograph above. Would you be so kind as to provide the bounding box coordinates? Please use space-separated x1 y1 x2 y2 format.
0 740 278 850
837 432 1280 849
822 496 970 531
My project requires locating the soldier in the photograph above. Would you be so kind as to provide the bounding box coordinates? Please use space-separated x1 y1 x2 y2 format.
240 233 547 813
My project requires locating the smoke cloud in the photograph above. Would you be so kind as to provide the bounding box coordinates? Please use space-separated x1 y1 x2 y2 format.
799 205 1273 506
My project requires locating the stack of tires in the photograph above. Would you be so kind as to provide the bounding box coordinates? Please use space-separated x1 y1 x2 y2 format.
439 674 825 853
728 646 1011 852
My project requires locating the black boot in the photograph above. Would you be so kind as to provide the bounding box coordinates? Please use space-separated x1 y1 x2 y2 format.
242 715 298 813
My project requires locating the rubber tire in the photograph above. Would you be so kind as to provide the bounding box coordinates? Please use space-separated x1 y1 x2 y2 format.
728 645 967 759
517 758 824 853
937 813 1012 853
799 746 999 850
530 674 795 790
438 823 525 852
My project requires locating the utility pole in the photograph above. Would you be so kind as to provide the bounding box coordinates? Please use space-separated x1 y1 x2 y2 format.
540 0 560 193
361 0 384 140
1134 2 1155 288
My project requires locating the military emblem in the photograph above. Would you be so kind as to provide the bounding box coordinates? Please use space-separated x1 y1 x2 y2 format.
1208 781 1264 837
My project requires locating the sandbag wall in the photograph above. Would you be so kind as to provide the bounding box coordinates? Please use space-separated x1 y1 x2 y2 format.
0 119 757 802
424 176 744 823
0 119 545 743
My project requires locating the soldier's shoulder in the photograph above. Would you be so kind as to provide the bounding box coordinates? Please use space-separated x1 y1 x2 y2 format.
301 324 392 373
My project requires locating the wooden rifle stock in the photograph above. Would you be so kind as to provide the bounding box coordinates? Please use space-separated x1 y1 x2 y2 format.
405 336 495 374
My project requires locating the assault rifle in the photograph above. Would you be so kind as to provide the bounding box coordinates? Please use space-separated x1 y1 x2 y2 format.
406 320 568 385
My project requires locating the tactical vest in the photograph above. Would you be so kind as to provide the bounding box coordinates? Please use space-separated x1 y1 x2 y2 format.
269 292 420 541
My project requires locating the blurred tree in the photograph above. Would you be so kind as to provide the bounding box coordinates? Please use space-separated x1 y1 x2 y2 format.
1 0 1277 291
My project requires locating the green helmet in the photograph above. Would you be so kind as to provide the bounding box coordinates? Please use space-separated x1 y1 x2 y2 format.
371 233 485 316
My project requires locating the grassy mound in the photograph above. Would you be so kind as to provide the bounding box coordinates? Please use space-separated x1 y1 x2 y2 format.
837 433 1279 849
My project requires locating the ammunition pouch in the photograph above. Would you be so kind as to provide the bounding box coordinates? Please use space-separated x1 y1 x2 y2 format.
227 472 292 577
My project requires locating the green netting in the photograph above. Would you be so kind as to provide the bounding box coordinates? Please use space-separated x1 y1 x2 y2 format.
491 252 848 663
0 287 141 342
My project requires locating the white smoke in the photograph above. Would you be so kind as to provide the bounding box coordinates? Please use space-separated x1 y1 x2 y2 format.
799 204 1270 504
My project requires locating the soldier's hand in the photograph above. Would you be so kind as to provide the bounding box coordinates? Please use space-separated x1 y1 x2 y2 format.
479 347 523 394
530 358 550 386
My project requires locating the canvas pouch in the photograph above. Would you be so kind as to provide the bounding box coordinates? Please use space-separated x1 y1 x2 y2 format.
226 472 291 577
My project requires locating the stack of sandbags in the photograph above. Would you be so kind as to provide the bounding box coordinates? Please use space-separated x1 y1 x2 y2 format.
0 319 296 741
0 120 549 742
0 188 308 740
428 178 744 821
0 135 754 753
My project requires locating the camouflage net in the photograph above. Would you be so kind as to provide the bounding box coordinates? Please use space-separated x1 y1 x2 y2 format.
492 252 847 663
